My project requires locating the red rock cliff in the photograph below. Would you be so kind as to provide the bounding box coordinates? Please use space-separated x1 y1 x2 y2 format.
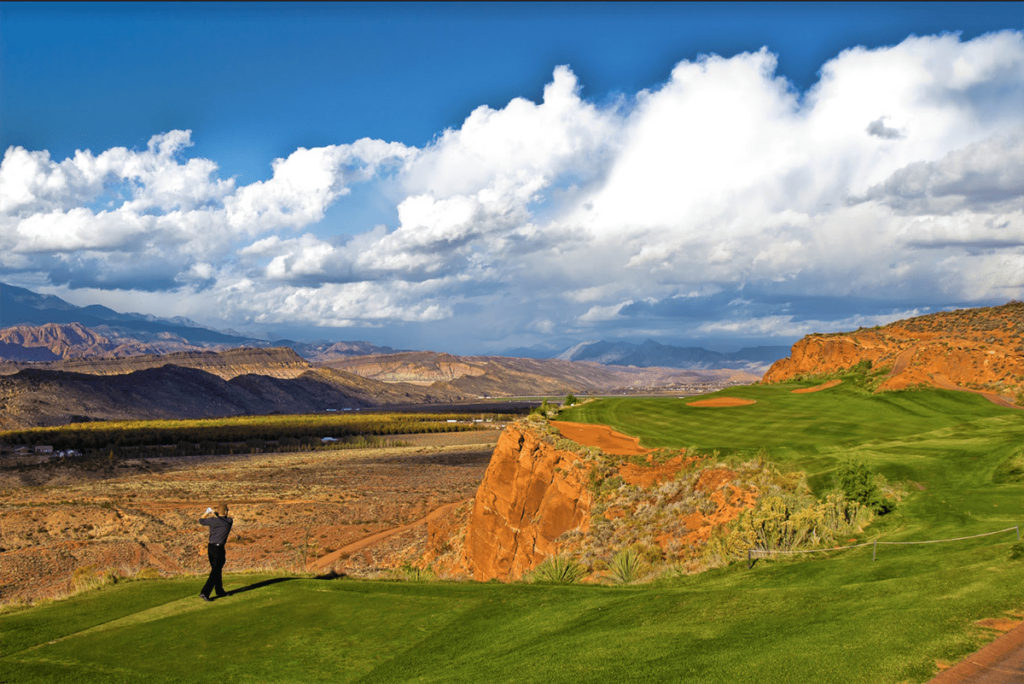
462 423 592 582
762 302 1023 404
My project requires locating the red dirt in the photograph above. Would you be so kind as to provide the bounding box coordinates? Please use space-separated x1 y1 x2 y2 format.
931 373 1023 410
551 420 649 456
686 397 757 407
695 468 736 493
792 379 842 394
677 468 759 546
309 499 470 573
618 454 692 487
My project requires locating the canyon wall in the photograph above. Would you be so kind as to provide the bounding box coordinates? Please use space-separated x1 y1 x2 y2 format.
461 423 592 581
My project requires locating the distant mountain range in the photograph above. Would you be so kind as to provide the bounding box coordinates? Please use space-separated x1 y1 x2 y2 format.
0 283 400 361
1 283 243 345
1 283 789 371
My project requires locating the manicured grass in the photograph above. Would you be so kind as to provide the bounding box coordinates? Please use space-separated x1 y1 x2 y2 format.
3 549 1023 684
560 381 1007 452
3 382 1023 683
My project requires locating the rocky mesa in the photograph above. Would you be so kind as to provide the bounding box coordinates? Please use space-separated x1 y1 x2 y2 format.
762 302 1024 406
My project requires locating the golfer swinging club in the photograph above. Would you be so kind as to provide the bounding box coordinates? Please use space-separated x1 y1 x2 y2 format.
199 503 233 601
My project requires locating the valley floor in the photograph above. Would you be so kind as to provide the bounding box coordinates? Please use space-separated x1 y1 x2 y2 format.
0 430 502 605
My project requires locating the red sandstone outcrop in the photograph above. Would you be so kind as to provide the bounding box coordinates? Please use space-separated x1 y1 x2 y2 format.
462 424 592 581
762 302 1023 404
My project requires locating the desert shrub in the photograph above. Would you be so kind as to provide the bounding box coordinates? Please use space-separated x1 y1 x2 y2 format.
393 563 436 582
135 567 161 580
708 492 872 566
71 565 120 593
852 359 873 373
605 547 649 585
531 399 556 418
530 555 587 584
993 448 1024 484
833 459 894 514
1009 542 1024 561
564 393 578 407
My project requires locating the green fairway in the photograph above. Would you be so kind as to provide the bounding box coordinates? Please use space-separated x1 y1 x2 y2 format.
3 381 1023 683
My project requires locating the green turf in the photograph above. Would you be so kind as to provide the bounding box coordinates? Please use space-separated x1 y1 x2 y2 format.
3 381 1023 683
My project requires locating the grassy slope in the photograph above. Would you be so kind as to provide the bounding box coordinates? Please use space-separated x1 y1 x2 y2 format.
3 378 1023 683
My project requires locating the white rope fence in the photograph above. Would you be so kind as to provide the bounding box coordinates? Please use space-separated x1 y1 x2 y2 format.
747 525 1020 569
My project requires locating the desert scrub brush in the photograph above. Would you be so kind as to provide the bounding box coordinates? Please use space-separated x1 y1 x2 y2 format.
604 547 649 585
530 554 588 584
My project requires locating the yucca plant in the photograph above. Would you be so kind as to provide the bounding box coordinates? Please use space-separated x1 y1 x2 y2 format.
605 548 649 585
395 562 436 582
531 554 587 584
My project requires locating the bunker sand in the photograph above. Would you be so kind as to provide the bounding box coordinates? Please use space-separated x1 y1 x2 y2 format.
550 421 649 456
792 379 843 394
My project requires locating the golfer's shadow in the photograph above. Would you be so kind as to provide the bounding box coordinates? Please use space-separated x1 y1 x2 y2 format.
224 577 296 597
225 570 346 597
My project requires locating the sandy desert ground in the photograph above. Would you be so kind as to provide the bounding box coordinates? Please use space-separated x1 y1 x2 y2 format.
0 429 504 605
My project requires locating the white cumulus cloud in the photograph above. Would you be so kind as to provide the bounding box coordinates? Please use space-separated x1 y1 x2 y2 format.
3 31 1022 351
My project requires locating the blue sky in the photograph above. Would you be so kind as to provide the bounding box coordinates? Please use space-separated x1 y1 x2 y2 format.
2 2 1022 353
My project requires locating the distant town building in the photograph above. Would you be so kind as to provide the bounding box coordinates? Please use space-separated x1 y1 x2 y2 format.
34 445 53 454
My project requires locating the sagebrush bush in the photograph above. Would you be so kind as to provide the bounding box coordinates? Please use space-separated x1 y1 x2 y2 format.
704 491 872 566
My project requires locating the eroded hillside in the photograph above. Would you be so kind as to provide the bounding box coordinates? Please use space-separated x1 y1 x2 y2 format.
327 352 759 397
393 420 871 583
0 349 451 429
762 302 1023 405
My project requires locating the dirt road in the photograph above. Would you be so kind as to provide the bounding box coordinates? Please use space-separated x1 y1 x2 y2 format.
309 498 471 572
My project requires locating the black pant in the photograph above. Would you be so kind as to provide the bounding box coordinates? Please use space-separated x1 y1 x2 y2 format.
201 543 227 597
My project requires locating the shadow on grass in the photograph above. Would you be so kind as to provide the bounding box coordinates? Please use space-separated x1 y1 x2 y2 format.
224 577 296 597
223 570 347 598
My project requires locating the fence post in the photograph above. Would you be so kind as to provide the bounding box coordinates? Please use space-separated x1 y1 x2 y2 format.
1016 526 1020 542
872 540 877 561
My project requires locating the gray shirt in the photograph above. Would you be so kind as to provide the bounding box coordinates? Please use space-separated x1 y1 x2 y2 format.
200 515 233 545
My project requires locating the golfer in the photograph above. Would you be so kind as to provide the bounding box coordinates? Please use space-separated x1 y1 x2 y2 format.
199 503 233 601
